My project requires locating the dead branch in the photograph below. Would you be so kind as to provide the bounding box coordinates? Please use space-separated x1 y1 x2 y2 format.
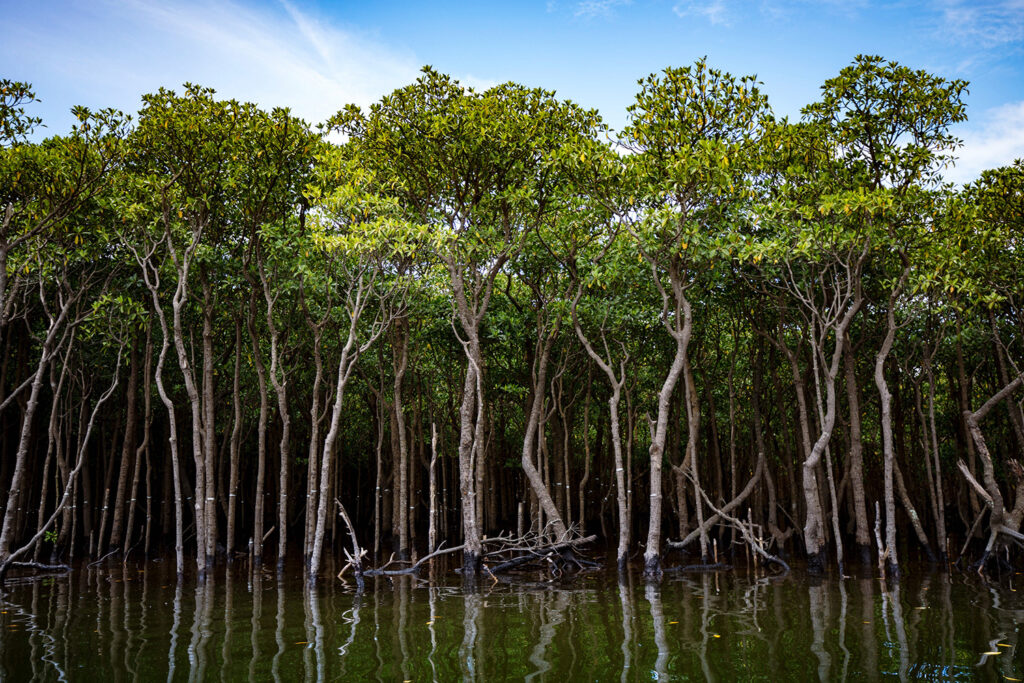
690 478 789 573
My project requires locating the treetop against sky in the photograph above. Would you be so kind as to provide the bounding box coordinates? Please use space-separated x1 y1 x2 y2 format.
4 0 1023 184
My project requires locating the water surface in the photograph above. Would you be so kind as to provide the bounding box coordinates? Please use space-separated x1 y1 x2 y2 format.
1 560 1022 680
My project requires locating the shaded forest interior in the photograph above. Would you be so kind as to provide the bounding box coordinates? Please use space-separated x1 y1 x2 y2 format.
1 55 1023 582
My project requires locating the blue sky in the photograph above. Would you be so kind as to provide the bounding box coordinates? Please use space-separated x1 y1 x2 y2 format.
5 0 1024 182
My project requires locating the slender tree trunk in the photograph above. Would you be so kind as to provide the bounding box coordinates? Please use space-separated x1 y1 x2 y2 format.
955 317 981 522
874 272 908 579
310 270 379 578
428 423 438 552
200 273 218 568
302 325 326 565
578 377 592 535
109 333 140 550
392 319 411 560
572 300 630 571
166 230 207 576
124 324 153 558
682 352 708 562
226 319 242 559
988 309 1024 457
0 288 79 565
643 289 691 578
520 323 569 540
924 352 947 561
247 294 269 566
843 333 871 565
802 297 862 574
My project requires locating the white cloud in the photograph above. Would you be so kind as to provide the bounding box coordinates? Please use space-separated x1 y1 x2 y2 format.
945 101 1024 184
940 0 1024 47
673 0 731 26
575 0 633 18
10 0 430 130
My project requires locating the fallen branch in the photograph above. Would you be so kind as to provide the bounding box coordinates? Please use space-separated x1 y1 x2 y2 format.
665 562 734 573
88 549 119 567
690 477 789 573
956 460 994 507
333 499 365 590
8 561 71 574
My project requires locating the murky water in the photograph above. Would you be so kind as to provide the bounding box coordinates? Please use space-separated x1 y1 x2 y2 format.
1 560 1022 681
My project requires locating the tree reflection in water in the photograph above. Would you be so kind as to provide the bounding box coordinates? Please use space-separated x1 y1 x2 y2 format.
0 563 1021 680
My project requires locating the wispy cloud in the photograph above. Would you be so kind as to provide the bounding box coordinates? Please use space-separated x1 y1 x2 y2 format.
9 0 428 129
673 0 730 26
946 100 1024 184
575 0 633 18
940 0 1024 47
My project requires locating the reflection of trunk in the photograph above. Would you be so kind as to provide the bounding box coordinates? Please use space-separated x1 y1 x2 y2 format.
843 333 871 564
460 592 481 682
808 583 831 681
859 579 878 675
618 576 634 683
645 584 669 682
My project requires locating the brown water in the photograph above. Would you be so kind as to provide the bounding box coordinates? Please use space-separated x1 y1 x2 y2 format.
0 560 1022 681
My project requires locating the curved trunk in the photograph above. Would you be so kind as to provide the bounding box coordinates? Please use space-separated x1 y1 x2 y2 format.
643 296 691 578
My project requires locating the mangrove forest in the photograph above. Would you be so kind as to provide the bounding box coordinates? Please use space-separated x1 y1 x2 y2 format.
2 54 1023 586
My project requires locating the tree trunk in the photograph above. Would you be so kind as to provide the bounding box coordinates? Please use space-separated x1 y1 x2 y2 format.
226 319 242 559
200 273 218 568
109 333 140 550
247 294 269 566
392 318 411 560
643 290 691 578
843 333 871 565
520 323 569 540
